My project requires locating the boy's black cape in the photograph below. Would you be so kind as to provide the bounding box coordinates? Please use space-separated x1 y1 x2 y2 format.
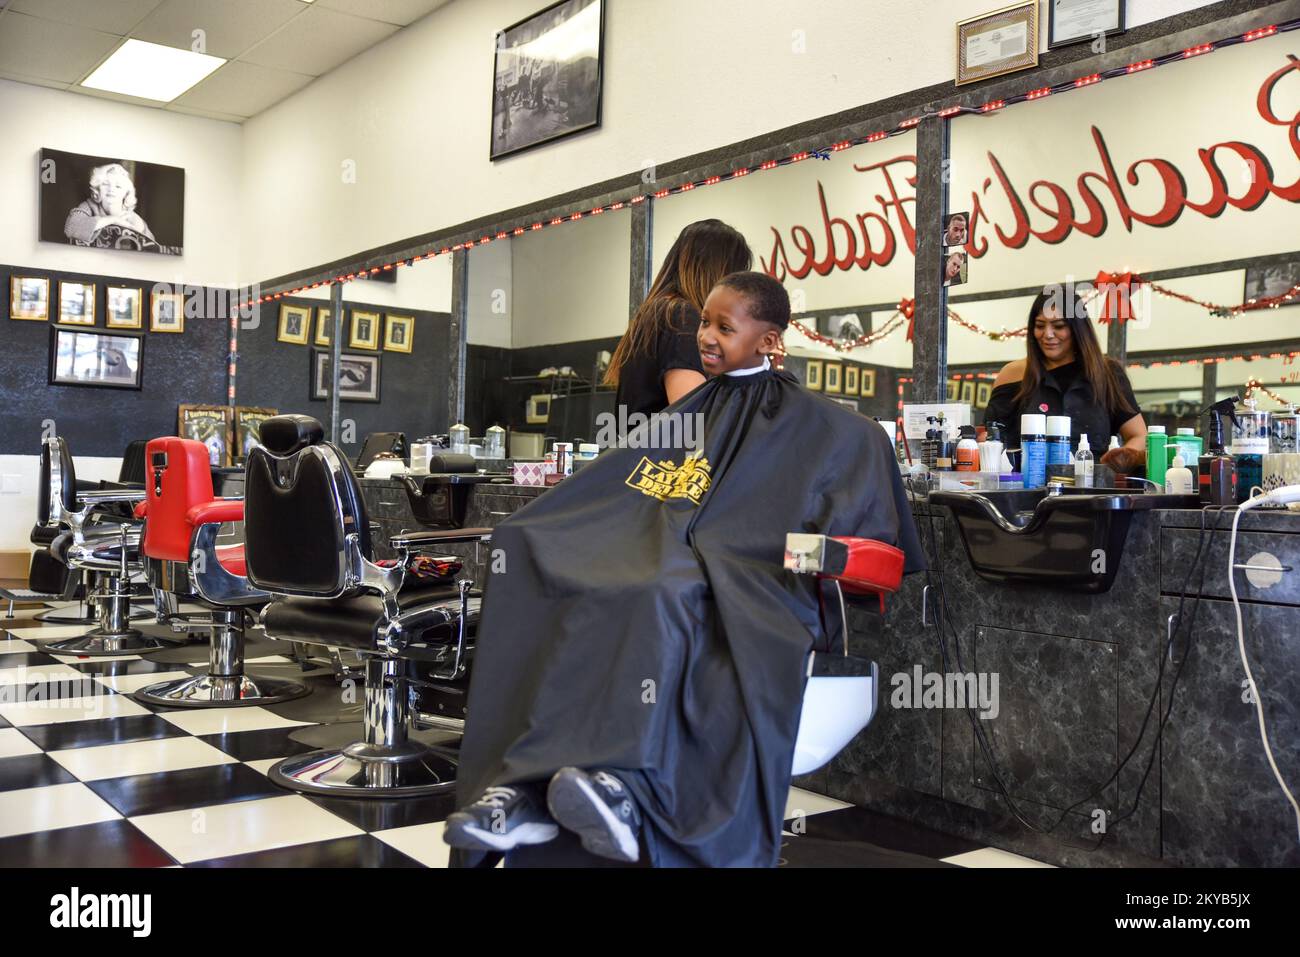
455 368 923 867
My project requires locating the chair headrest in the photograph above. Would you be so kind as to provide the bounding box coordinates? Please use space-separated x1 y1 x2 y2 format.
259 415 324 456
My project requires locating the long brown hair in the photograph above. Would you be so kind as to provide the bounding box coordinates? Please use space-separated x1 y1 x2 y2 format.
1016 285 1131 416
604 219 751 386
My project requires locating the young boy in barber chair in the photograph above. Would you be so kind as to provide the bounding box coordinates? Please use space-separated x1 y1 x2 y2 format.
445 273 920 867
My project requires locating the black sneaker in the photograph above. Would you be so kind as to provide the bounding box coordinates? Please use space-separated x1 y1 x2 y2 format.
443 785 559 852
546 767 642 863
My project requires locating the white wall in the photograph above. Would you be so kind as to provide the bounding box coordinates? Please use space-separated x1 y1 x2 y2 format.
239 0 1223 285
467 238 513 349
0 79 243 289
0 455 122 559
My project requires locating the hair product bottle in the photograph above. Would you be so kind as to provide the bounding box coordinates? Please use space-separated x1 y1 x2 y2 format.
1074 434 1094 488
1046 416 1072 467
955 425 980 472
1198 398 1239 506
1146 426 1167 484
1021 413 1048 488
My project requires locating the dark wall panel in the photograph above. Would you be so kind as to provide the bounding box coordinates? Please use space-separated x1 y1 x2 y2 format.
1 263 228 457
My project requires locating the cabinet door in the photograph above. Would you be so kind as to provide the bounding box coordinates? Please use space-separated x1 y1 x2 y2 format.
1161 596 1300 867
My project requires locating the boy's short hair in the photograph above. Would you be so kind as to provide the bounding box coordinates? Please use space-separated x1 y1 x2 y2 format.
716 271 791 330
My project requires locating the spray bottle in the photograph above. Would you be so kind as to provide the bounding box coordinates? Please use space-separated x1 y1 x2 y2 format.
1199 397 1239 507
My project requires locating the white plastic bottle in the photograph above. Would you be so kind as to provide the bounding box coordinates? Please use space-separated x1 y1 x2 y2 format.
1164 453 1193 494
1074 434 1095 488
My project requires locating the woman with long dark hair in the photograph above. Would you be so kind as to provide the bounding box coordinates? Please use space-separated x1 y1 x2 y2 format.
985 284 1148 474
605 219 752 416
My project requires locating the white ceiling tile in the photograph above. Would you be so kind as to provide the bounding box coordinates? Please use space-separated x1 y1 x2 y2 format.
165 101 248 124
314 0 451 28
0 69 71 92
131 0 307 59
7 0 164 36
173 59 313 117
239 4 397 76
0 11 119 83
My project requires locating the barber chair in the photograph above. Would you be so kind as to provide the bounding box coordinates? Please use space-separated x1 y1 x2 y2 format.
784 534 904 775
244 415 490 797
132 437 310 707
36 436 168 655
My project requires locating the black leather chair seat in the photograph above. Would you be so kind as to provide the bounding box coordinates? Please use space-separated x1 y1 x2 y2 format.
50 531 74 565
263 583 479 661
31 524 58 546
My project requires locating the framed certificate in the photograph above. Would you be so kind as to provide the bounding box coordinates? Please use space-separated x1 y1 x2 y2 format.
956 2 1039 86
1048 0 1126 50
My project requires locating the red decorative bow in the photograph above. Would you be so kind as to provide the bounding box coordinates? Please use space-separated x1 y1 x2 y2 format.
900 298 916 341
1095 271 1144 324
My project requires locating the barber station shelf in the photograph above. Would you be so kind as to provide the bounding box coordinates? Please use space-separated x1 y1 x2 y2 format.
928 488 1200 593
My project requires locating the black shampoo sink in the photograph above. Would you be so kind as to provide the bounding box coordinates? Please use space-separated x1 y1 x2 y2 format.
928 488 1199 592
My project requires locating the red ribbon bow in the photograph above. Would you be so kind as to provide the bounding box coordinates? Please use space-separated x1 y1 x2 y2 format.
900 298 916 341
1094 271 1144 324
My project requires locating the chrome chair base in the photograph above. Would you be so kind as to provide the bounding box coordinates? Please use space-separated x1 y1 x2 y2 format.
269 741 458 798
44 629 169 656
134 672 309 708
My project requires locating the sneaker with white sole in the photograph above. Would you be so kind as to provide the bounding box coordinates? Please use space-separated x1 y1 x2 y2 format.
546 767 642 863
443 785 559 852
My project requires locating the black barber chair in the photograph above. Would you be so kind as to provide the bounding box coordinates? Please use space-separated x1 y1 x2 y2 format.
244 415 490 797
36 436 169 655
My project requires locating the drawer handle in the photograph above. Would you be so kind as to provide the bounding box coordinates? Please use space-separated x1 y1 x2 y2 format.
1167 612 1179 663
921 585 932 627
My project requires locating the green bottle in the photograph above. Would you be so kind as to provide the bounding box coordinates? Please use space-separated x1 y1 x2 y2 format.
1146 426 1167 484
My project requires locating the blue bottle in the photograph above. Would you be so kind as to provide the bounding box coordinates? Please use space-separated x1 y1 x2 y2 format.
1021 413 1048 488
1047 415 1072 467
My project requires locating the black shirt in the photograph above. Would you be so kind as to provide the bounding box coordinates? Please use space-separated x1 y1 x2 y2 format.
984 360 1140 452
614 302 704 418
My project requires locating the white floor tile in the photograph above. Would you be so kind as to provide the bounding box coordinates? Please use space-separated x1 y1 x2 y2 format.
0 640 37 653
49 736 237 782
156 706 312 736
784 786 852 821
244 758 281 776
0 727 42 758
246 656 295 664
6 626 92 641
0 692 150 727
91 670 192 694
373 821 451 868
50 653 146 664
0 663 90 687
941 847 1055 868
0 782 121 838
129 794 362 864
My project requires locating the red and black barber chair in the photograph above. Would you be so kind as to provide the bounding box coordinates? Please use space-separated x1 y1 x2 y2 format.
132 437 309 707
243 415 488 797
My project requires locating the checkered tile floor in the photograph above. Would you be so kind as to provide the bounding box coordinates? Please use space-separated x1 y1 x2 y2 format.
0 602 1050 868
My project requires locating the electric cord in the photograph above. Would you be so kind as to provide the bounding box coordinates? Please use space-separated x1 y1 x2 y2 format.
1229 499 1300 843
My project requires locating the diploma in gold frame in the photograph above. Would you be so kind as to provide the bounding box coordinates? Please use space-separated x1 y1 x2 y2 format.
956 2 1039 86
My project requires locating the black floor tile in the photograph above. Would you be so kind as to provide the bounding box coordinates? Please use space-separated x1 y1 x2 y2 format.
0 714 9 728
188 834 424 868
0 651 61 669
65 658 185 676
88 763 284 817
791 805 986 861
18 714 188 751
778 834 957 868
307 790 457 833
0 819 175 867
198 727 318 762
0 753 78 792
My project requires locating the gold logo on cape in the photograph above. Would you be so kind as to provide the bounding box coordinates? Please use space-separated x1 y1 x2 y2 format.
625 451 712 505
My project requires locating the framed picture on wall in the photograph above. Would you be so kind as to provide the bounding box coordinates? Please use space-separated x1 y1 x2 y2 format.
956 2 1039 86
491 0 605 160
961 380 977 405
151 291 184 332
384 314 414 353
824 362 842 394
234 406 278 461
1048 0 1126 50
315 308 332 346
976 382 993 407
106 285 142 329
57 281 96 326
10 275 51 320
805 359 823 391
844 365 860 396
350 310 380 350
278 304 311 345
1243 261 1300 308
311 350 381 404
178 405 232 466
860 368 877 398
947 377 961 402
39 147 184 256
49 327 143 390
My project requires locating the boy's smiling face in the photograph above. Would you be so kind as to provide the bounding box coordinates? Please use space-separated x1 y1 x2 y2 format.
697 285 782 375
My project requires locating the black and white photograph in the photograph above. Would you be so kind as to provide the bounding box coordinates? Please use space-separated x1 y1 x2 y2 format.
1244 261 1300 307
944 211 969 246
151 290 185 332
817 313 865 343
1048 0 1127 49
491 0 604 160
315 308 333 346
350 309 380 350
49 327 143 390
39 147 184 255
278 304 311 345
312 350 381 403
106 285 142 329
385 314 414 353
9 275 50 320
57 281 96 326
